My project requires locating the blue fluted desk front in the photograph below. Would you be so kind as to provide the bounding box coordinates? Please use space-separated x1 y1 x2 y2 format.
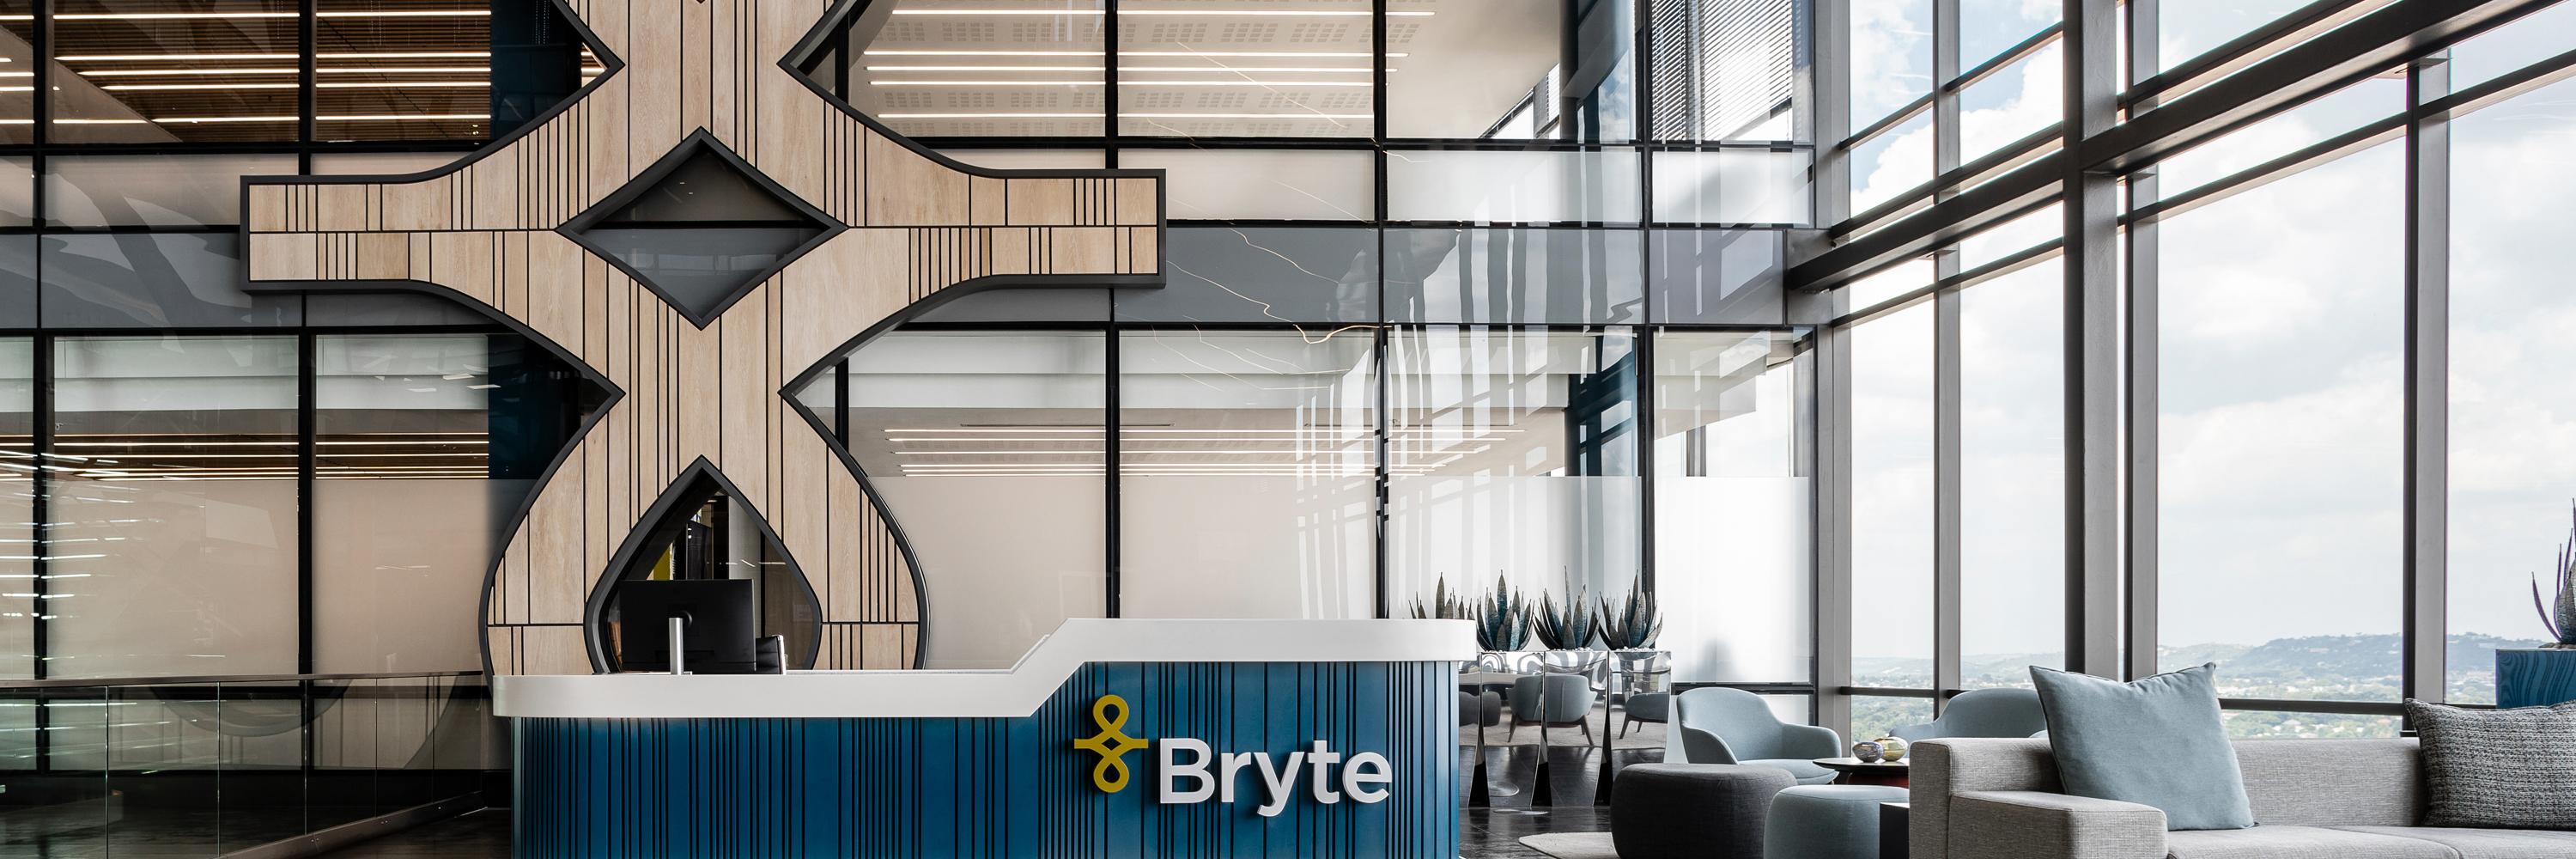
497 618 1473 858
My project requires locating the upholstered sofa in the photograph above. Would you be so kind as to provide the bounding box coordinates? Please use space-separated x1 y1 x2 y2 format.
1911 737 2576 859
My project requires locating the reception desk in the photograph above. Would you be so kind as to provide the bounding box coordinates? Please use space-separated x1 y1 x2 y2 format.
495 618 1474 858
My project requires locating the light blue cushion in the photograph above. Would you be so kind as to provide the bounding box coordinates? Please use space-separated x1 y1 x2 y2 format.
2032 662 2255 832
1740 758 1838 784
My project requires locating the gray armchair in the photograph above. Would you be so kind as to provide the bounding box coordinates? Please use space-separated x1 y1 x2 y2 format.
1674 687 1841 784
1507 673 1597 742
1458 690 1504 728
1620 691 1670 737
1891 687 2049 741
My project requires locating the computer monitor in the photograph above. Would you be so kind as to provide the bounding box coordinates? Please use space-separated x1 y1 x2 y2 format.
615 578 758 673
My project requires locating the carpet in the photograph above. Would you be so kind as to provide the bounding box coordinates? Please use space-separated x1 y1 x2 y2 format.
1517 832 1620 859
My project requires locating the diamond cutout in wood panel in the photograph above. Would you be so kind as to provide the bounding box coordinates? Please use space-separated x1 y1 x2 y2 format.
560 131 842 327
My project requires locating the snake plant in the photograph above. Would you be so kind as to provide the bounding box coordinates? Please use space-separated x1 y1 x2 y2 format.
1598 579 1662 649
2537 503 2576 648
1532 586 1597 650
1471 574 1532 652
1410 575 1468 621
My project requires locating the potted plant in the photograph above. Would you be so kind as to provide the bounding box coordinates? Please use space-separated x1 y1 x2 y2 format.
2500 504 2576 707
1471 573 1533 656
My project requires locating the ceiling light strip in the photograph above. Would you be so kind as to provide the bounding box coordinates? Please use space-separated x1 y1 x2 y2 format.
874 80 1370 87
862 50 1405 58
887 9 1423 16
882 112 1370 119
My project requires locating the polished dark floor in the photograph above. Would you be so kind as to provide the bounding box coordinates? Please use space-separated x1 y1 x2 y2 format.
315 809 512 858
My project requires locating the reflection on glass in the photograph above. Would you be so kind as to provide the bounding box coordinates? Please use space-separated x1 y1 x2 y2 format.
1649 0 1801 142
1126 227 1377 324
0 156 30 227
1385 228 1643 324
49 0 302 143
1120 149 1374 221
1387 328 1641 615
839 332 1108 668
107 683 220 856
1959 265 2063 687
0 3 30 144
218 679 307 846
1848 0 1932 135
1649 228 1783 325
848 0 1107 138
2158 142 2402 701
41 233 298 328
1387 149 1642 223
46 154 298 228
1850 303 1933 689
313 335 591 673
1958 41 2061 165
2445 79 2575 703
1654 332 1808 683
1119 331 1376 619
1117 0 1372 138
48 336 301 679
0 338 27 680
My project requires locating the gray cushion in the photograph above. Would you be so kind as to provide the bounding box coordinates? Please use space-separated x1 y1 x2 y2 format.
2403 699 2576 830
2161 826 2456 859
2236 739 2423 828
1742 758 1838 784
2032 663 2255 831
2330 826 2576 859
1611 763 1795 859
1765 784 1909 859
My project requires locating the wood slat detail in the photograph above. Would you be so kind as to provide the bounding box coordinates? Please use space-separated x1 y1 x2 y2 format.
240 0 1158 676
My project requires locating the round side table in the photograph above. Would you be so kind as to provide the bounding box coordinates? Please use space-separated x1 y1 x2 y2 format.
1809 756 1911 789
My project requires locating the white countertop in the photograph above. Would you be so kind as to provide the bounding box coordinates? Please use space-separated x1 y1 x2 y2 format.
494 618 1478 719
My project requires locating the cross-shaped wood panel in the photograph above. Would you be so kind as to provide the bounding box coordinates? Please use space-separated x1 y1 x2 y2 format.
241 0 1162 673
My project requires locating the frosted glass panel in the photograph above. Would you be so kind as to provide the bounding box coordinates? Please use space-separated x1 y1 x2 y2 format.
841 332 1109 669
47 336 301 679
1121 149 1373 221
1119 332 1376 619
1650 149 1813 225
0 338 28 680
1388 328 1640 612
1654 332 1809 683
1387 149 1641 224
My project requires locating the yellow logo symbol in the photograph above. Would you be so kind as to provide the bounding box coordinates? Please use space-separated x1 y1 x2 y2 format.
1072 694 1149 793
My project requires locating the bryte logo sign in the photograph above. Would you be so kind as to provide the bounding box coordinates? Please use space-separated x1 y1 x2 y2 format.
1072 694 1397 818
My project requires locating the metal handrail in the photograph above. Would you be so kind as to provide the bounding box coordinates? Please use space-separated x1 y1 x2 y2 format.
0 669 483 691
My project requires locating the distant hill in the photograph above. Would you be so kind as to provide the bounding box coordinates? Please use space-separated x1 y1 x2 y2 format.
1859 632 2547 689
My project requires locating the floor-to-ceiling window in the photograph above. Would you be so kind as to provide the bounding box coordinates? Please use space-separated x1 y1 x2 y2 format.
2446 72 2576 702
1812 0 2576 740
